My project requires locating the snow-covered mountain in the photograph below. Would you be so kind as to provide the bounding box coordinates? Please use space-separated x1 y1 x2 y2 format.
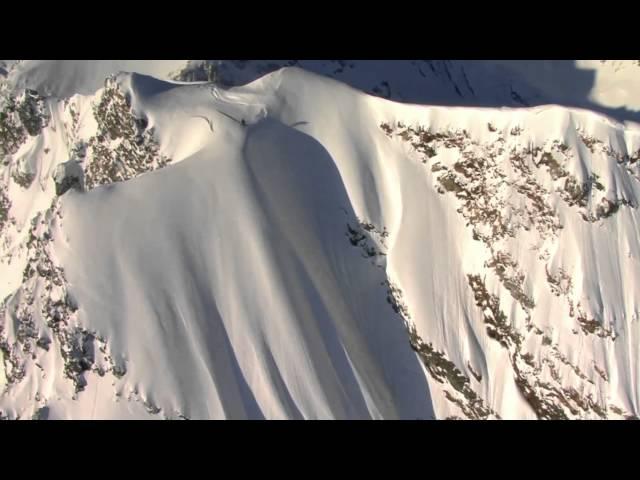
1 60 640 419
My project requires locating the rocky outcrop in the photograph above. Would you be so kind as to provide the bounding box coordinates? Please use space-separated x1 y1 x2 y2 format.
53 161 84 196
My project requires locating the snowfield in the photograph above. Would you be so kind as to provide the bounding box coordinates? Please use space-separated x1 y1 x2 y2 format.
1 61 640 419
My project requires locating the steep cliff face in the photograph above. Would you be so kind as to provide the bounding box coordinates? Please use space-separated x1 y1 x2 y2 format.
1 62 639 419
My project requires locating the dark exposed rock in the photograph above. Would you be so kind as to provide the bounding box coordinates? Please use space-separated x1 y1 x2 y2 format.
84 77 170 189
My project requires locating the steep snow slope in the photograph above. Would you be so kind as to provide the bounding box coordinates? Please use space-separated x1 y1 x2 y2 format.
1 65 640 419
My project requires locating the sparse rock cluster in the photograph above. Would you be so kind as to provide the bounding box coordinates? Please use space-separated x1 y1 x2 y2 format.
467 273 629 419
407 322 497 419
0 202 125 416
380 119 637 418
84 77 170 189
345 216 497 419
171 61 219 83
0 87 49 163
0 186 10 233
0 78 174 418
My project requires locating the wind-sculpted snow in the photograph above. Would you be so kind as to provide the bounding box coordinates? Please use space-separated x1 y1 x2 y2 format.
1 64 640 419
